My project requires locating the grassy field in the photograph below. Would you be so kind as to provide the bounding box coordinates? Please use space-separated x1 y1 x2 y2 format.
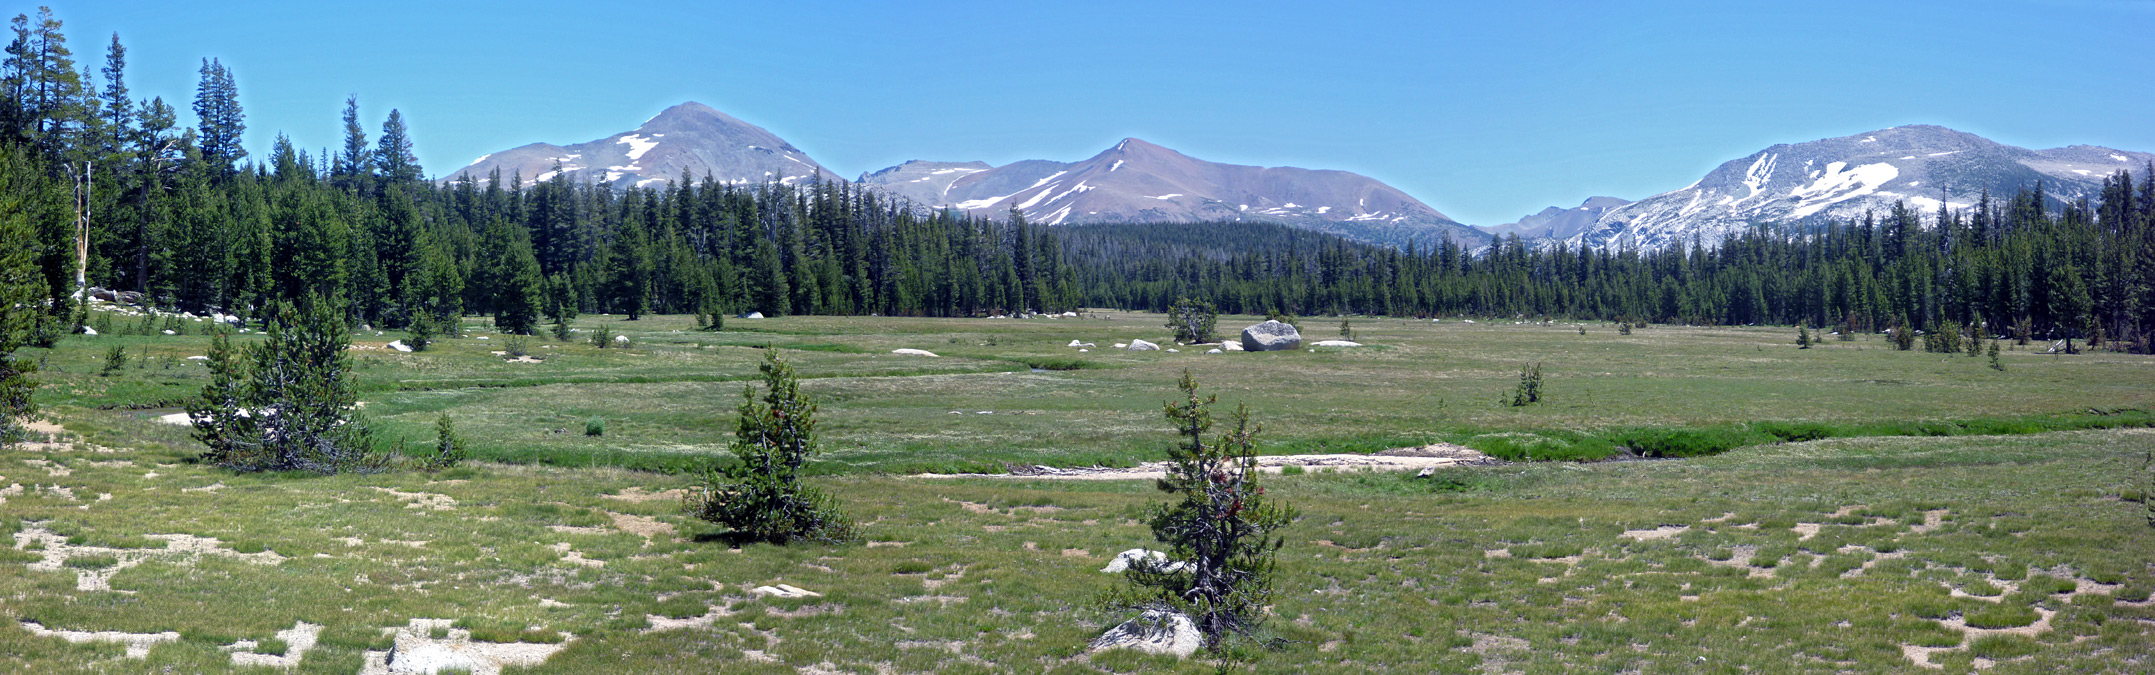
4 308 2153 673
40 308 2155 474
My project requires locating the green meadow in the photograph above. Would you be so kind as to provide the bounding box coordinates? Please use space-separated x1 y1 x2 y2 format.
4 309 2153 672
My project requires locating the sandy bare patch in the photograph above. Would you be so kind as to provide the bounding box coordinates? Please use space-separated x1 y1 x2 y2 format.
1901 643 1951 669
1483 548 1512 559
607 511 676 542
898 639 964 653
1908 509 1950 534
547 525 611 536
22 458 70 477
19 620 179 658
865 541 909 548
224 621 322 669
1621 525 1688 541
359 618 571 675
920 446 1494 481
549 542 603 568
1791 523 1822 540
14 521 285 591
1062 548 1090 558
182 481 225 493
895 594 968 605
604 486 685 503
644 602 738 633
1701 512 1737 523
372 486 456 510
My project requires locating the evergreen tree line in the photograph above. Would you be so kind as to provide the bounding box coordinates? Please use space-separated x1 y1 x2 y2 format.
0 8 1084 334
5 7 2152 355
1061 180 2155 351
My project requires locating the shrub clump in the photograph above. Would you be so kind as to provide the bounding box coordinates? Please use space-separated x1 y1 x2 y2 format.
1102 370 1295 653
685 351 853 544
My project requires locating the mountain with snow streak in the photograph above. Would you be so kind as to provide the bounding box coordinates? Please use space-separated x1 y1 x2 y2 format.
1483 196 1631 241
445 102 841 189
861 138 1488 248
1565 125 2155 250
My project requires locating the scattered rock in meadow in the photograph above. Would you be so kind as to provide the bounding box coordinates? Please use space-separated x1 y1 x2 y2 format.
1127 340 1160 351
1100 548 1186 573
737 311 764 319
387 340 413 352
1240 320 1302 351
1089 609 1202 658
891 348 939 357
753 584 822 598
1310 340 1362 347
1206 349 1222 354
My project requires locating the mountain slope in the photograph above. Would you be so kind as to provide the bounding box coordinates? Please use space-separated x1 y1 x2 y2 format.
1482 196 1631 240
1567 125 2154 249
861 138 1489 248
445 102 841 188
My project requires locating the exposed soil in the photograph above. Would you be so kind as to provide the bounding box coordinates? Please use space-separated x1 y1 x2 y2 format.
920 443 1495 480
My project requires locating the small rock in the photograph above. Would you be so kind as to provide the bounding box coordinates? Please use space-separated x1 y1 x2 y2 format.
188 355 208 360
80 327 97 336
1078 349 1088 352
1206 349 1222 354
161 329 176 335
613 335 630 344
891 348 939 357
386 340 413 352
1100 548 1185 573
738 311 765 319
1415 467 1437 478
1127 340 1160 351
1113 343 1127 349
1089 609 1201 658
753 584 821 598
1309 340 1362 348
1165 348 1178 353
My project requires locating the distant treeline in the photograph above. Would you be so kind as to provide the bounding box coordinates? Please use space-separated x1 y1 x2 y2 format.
4 7 2153 352
1071 178 2155 349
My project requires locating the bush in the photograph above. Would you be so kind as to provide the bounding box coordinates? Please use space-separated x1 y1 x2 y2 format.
1102 370 1295 652
1618 322 1633 335
685 351 853 544
503 336 530 358
584 417 604 436
591 325 614 349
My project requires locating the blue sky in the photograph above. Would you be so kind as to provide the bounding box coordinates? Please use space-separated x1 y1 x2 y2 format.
48 0 2155 225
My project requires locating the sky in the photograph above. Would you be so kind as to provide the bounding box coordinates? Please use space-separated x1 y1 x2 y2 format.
44 0 2155 226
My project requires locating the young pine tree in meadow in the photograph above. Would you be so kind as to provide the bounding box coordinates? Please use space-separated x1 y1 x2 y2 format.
686 351 852 544
1797 326 1812 349
1103 370 1294 652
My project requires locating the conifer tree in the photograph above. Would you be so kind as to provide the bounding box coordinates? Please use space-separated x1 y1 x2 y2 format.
190 57 243 176
374 108 420 184
1104 370 1293 651
686 351 852 544
0 146 44 446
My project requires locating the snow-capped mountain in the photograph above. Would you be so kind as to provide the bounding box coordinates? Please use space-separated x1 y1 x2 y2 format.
854 160 994 205
1566 125 2155 250
861 138 1488 248
1482 196 1631 241
445 101 841 189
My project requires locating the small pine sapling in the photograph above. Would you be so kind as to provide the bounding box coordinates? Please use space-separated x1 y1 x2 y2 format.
406 312 435 352
1618 322 1633 336
429 413 465 470
685 351 853 544
1101 370 1294 653
1508 362 1544 406
591 325 613 349
1988 340 2005 371
100 344 128 376
1797 326 1811 349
